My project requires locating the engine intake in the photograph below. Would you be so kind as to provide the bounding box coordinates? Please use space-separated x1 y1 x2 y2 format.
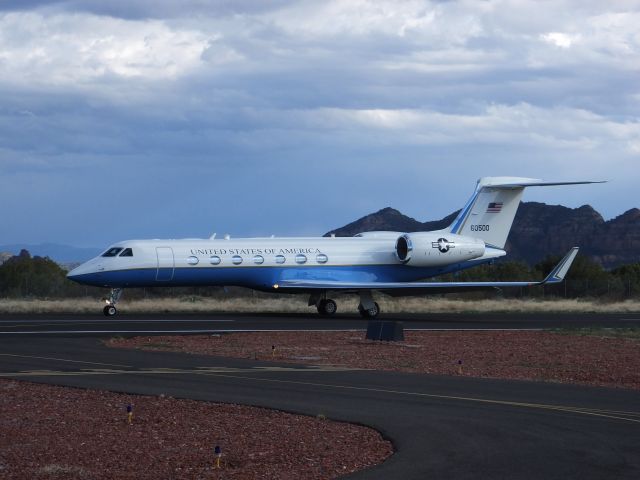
395 234 412 263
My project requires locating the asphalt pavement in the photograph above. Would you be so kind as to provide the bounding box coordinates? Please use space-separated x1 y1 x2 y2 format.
1 313 639 479
1 311 639 336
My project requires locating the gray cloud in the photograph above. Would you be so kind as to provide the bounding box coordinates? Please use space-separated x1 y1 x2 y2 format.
0 1 637 245
0 0 292 19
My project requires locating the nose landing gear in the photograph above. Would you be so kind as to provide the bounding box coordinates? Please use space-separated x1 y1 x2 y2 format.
103 288 123 317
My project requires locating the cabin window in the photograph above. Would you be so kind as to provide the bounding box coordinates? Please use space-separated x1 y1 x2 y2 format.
275 255 286 264
232 255 243 265
253 255 264 265
210 255 221 265
187 256 199 265
102 247 123 257
119 248 133 257
316 253 328 264
295 254 307 264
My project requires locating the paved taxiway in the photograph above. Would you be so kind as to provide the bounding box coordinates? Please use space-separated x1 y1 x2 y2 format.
1 312 640 336
1 313 640 479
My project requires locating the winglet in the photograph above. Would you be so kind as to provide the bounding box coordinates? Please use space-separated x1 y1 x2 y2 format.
541 247 579 284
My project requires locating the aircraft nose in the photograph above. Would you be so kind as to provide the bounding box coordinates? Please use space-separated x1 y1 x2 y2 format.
66 265 82 280
66 261 95 281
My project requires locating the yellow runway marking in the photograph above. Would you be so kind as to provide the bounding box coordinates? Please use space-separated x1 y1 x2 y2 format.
195 372 640 425
1 367 637 424
0 365 358 378
0 353 131 368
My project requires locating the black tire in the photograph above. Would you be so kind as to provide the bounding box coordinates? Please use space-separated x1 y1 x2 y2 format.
360 302 380 318
323 299 337 316
368 302 380 318
103 305 117 317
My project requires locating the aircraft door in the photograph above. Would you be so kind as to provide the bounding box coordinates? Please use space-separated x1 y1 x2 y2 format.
156 247 175 281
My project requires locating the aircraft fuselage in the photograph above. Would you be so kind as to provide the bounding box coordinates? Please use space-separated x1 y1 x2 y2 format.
67 233 498 291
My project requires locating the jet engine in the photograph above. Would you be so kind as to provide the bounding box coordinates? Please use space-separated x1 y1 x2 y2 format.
395 232 485 267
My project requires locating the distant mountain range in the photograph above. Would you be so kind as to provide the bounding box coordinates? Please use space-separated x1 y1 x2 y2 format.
0 243 100 264
326 202 640 269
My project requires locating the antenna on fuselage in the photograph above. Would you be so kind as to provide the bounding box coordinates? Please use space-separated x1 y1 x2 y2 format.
210 233 217 240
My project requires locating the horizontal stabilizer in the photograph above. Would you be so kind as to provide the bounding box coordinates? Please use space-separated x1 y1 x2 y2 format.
276 248 580 293
477 178 606 189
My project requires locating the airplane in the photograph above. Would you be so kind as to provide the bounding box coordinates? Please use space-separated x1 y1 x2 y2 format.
67 176 601 317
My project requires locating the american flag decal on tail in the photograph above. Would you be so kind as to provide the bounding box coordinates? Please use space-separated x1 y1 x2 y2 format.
487 202 503 213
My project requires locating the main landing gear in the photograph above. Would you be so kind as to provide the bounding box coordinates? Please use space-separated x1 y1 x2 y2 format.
309 291 381 318
103 288 123 317
317 299 338 316
357 290 380 318
358 302 380 319
309 292 338 316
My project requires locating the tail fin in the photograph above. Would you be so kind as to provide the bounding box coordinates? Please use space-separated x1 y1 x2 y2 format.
449 177 604 249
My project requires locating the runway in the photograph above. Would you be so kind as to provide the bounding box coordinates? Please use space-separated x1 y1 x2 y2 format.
1 314 640 479
1 312 639 336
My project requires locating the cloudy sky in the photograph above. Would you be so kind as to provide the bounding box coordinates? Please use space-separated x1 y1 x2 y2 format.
1 0 638 247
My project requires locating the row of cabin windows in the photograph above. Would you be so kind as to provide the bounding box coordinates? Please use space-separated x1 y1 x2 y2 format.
187 253 329 266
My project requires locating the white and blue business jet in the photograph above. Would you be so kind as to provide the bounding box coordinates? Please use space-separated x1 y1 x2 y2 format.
67 177 600 317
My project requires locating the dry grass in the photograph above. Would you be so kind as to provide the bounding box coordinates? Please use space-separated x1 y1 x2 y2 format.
1 295 640 314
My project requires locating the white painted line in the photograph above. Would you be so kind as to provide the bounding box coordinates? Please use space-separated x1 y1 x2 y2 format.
0 328 550 335
0 329 363 334
405 328 545 331
0 319 236 324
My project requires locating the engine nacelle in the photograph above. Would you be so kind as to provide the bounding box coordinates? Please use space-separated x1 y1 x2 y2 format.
395 232 485 267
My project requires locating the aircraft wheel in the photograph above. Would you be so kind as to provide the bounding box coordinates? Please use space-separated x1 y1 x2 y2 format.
323 299 337 316
359 302 380 318
317 299 337 316
103 305 117 317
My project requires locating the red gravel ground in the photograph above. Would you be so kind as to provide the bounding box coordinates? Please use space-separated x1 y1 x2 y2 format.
109 331 640 390
0 380 392 479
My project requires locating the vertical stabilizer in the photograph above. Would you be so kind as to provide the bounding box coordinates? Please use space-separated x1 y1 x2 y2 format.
449 177 603 249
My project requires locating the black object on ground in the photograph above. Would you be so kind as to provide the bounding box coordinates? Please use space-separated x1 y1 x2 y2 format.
366 321 405 341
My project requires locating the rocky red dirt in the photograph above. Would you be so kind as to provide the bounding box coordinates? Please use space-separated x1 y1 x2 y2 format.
109 330 640 390
0 380 392 479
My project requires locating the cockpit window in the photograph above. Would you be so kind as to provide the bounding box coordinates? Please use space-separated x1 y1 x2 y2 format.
119 248 133 257
102 247 123 257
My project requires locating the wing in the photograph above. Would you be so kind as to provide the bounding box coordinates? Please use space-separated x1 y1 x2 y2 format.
275 247 579 294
